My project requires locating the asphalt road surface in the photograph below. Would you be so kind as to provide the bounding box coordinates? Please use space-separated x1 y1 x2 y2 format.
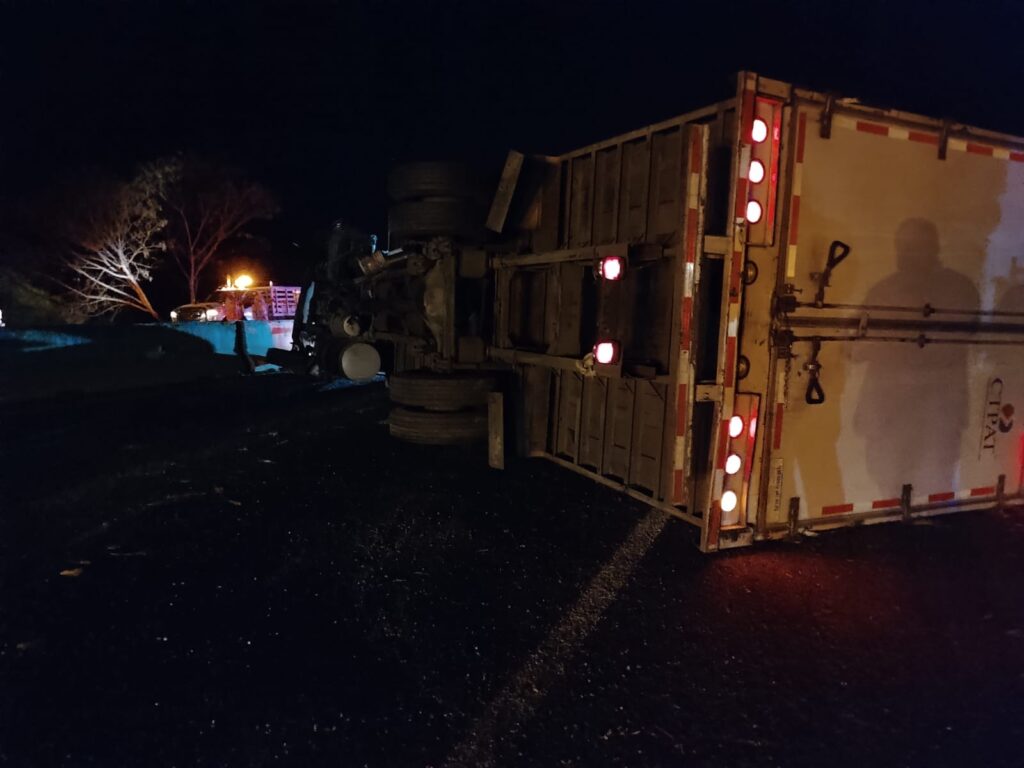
2 375 1022 767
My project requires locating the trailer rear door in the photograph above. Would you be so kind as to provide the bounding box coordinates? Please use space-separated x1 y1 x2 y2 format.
765 105 1024 528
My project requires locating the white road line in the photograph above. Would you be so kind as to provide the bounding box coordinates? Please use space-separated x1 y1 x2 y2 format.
443 508 668 768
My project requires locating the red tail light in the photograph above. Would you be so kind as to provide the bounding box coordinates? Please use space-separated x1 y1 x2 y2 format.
594 341 619 365
728 415 744 438
598 255 625 281
748 159 765 184
725 454 742 475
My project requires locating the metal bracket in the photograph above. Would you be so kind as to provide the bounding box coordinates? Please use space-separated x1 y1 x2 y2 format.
803 338 825 405
938 119 951 161
900 483 913 523
773 328 796 359
787 497 801 538
820 94 836 139
810 240 851 307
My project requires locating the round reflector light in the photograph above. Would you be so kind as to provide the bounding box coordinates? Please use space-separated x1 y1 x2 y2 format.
599 256 624 281
721 490 739 513
725 453 742 475
751 118 768 143
746 200 763 223
728 415 744 438
594 341 618 365
748 159 765 184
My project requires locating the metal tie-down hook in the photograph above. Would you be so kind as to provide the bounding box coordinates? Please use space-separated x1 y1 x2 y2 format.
803 338 825 404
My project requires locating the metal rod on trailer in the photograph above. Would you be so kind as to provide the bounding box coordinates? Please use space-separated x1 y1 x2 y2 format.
785 334 1024 347
791 301 1024 319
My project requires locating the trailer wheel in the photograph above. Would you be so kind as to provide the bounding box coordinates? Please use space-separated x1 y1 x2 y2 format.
388 406 487 445
388 371 495 411
388 199 480 244
386 162 476 202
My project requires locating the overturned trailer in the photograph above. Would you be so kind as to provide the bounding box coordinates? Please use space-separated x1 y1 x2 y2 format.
295 72 1024 551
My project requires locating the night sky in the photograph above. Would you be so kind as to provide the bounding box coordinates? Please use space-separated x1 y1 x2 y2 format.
2 0 1023 284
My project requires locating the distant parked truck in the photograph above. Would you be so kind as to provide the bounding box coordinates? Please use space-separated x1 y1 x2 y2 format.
171 282 301 323
292 71 1024 551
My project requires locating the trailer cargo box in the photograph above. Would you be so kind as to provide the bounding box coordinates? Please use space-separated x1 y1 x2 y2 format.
482 73 1024 550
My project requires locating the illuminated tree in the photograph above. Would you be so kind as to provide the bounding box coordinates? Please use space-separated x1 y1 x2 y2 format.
64 164 174 319
163 157 278 303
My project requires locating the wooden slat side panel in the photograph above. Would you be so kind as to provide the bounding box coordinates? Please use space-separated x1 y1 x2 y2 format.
578 377 608 471
568 154 594 248
519 365 552 457
629 382 667 494
554 371 583 461
619 138 651 242
593 146 621 245
603 380 635 481
648 127 684 243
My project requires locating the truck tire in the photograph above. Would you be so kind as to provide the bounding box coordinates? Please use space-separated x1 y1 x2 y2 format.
387 162 474 202
388 406 487 445
388 199 479 243
388 371 495 411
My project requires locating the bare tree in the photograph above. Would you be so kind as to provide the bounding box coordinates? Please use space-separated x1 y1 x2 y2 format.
163 157 278 303
64 164 174 319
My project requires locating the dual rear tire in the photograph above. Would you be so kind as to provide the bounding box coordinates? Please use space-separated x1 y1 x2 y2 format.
387 371 494 445
386 162 484 246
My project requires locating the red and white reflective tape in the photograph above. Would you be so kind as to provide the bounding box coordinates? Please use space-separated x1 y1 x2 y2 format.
771 368 786 451
786 111 807 279
709 77 758 518
673 130 705 504
834 115 1024 161
821 485 1000 516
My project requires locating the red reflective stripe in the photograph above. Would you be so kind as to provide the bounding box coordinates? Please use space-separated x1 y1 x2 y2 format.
909 131 939 145
740 88 756 144
796 112 807 163
872 498 901 510
723 337 737 388
685 211 698 262
735 178 749 219
966 143 993 156
789 196 801 245
706 505 722 550
1011 151 1024 163
673 469 684 502
675 387 687 436
856 121 888 136
823 503 854 516
715 421 730 469
681 297 693 351
772 403 784 450
929 491 955 502
971 486 996 497
690 132 702 168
